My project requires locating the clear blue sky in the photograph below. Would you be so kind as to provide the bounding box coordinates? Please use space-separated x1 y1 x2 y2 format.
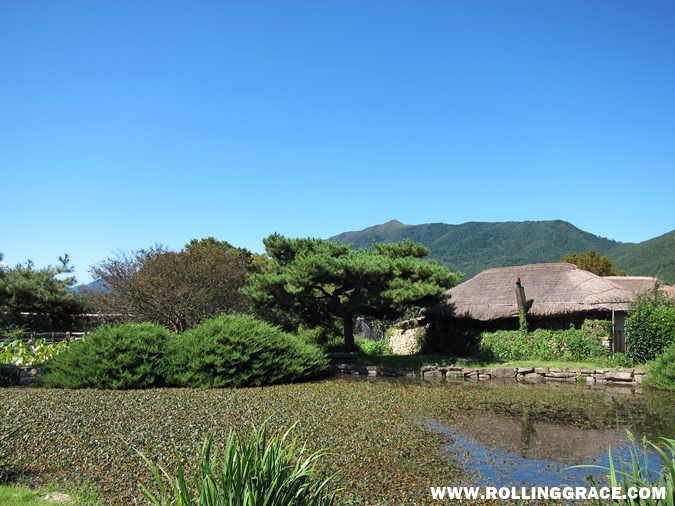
2 1 674 283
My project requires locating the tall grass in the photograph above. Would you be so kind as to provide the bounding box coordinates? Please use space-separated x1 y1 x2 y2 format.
574 434 675 505
138 422 340 506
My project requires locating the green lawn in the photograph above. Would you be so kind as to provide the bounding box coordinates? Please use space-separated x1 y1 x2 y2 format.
0 484 97 506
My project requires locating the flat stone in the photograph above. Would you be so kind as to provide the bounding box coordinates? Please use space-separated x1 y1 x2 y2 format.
423 370 443 380
535 368 548 375
605 371 633 382
484 367 517 378
41 493 73 503
545 372 572 378
517 366 535 374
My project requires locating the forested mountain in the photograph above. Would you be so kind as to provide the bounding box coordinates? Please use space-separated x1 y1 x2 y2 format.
329 220 675 283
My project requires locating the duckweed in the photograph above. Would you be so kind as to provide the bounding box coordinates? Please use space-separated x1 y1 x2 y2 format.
2 378 675 505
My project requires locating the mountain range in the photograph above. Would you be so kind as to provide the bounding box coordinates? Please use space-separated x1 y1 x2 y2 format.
329 220 675 284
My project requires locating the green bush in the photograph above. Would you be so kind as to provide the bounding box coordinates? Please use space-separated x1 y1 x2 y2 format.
479 325 608 362
165 314 329 388
40 322 171 389
626 290 675 364
644 343 675 391
355 337 391 356
139 421 339 506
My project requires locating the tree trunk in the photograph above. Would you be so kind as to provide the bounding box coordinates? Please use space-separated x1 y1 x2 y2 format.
343 313 355 352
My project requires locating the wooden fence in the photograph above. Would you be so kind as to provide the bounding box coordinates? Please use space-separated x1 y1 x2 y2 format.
18 332 87 344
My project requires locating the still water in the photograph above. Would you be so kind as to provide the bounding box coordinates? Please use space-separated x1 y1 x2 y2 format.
429 380 675 487
355 374 675 488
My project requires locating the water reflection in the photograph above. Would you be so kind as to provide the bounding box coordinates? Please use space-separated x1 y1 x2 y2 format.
430 404 667 488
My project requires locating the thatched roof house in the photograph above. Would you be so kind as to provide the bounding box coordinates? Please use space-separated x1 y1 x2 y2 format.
425 263 635 323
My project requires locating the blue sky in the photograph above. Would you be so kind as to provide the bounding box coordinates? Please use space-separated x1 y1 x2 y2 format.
2 1 674 283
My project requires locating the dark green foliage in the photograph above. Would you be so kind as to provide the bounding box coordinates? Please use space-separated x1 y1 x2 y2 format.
479 326 609 362
644 343 675 391
243 234 459 351
626 290 675 364
0 253 88 332
329 219 675 283
165 314 329 388
613 229 675 285
41 322 171 389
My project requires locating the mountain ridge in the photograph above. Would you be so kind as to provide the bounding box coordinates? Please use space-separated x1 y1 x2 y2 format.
329 220 675 283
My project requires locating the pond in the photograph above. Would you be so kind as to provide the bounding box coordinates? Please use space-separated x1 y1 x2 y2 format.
2 376 675 504
379 375 675 489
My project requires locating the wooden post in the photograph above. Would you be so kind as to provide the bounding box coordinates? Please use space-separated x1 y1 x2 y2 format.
515 277 527 310
613 310 626 354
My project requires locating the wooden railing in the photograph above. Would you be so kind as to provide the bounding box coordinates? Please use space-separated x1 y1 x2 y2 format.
18 332 87 344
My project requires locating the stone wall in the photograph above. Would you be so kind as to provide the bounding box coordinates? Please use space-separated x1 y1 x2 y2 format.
329 363 647 387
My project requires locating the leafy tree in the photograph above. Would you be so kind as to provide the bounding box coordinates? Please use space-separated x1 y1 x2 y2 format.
0 253 88 332
626 287 675 363
88 239 249 332
560 249 626 277
242 235 459 351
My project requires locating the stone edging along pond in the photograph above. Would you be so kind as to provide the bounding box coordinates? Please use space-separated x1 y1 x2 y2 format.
4 363 646 389
329 363 647 387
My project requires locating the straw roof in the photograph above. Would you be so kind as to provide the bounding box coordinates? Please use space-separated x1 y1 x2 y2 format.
605 276 675 300
425 263 636 321
604 276 659 294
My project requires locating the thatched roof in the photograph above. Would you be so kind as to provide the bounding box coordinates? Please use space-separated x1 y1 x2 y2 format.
604 276 659 294
605 276 675 300
424 263 636 321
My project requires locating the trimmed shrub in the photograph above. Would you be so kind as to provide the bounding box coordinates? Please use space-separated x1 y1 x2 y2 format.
644 343 675 391
165 314 329 388
626 291 675 364
40 322 171 389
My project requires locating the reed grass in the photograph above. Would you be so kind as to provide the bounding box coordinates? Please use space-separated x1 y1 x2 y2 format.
138 421 340 506
574 433 675 505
